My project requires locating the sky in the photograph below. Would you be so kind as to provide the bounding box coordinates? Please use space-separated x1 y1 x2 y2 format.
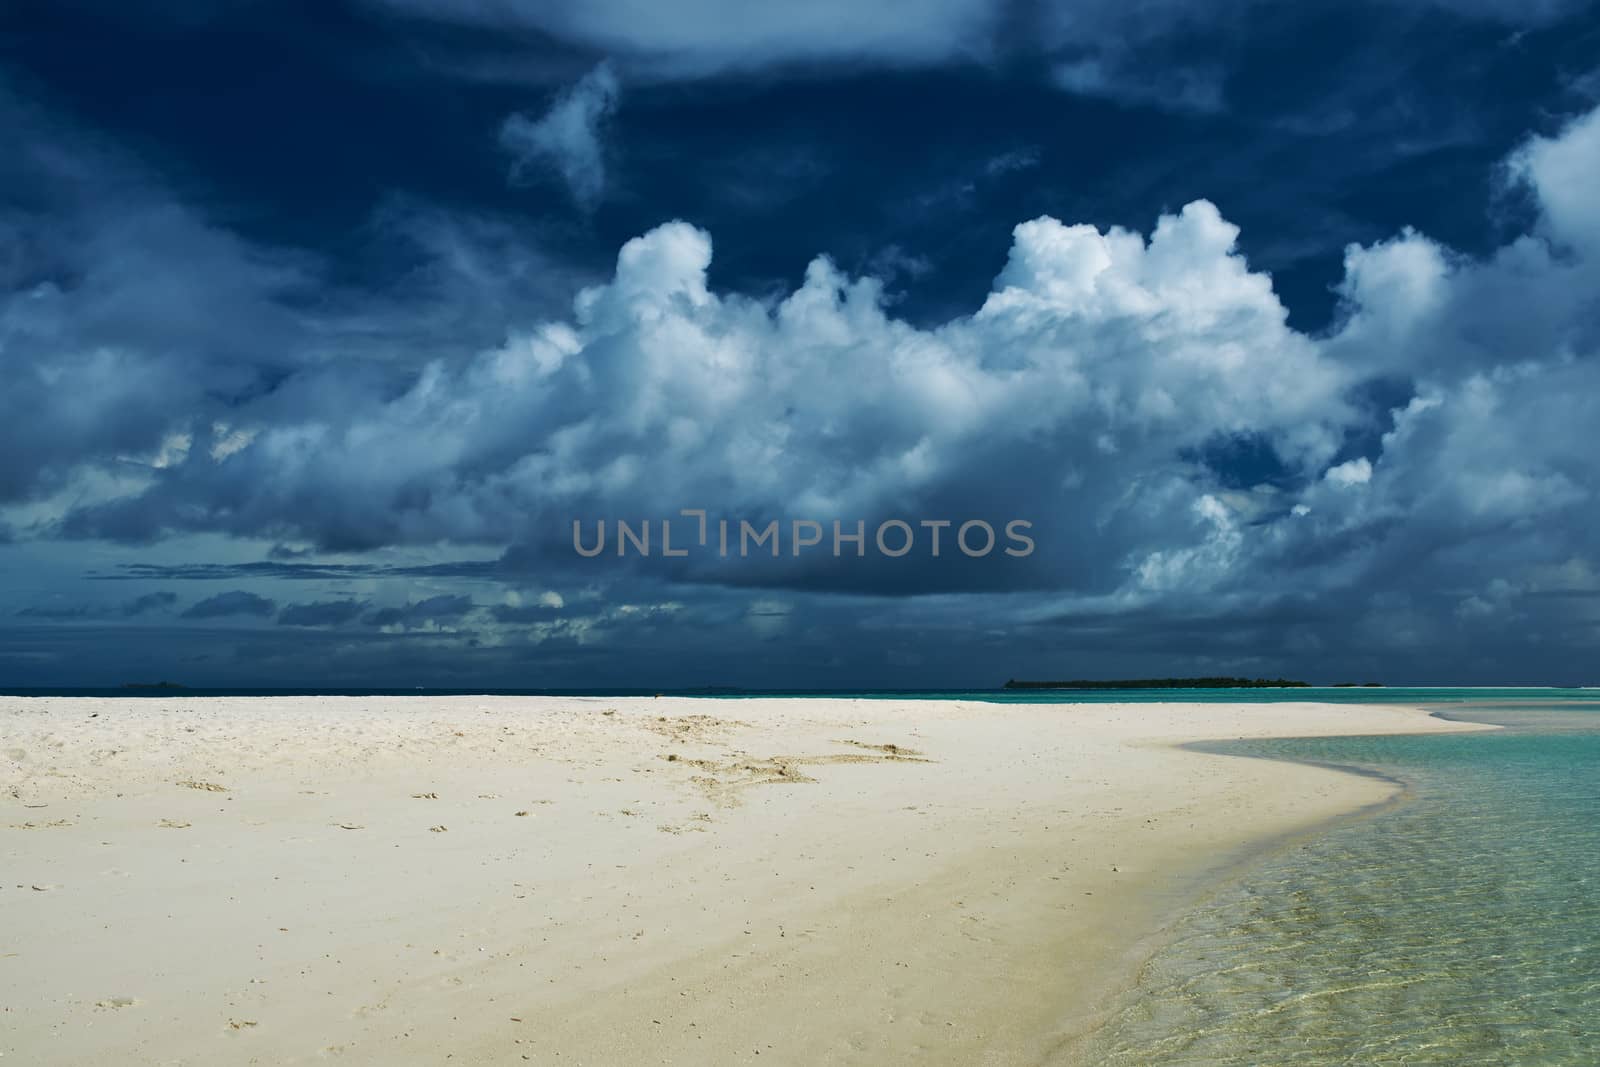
3 0 1600 688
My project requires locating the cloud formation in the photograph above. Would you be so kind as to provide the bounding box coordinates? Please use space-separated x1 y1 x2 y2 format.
370 0 1577 80
52 197 1357 603
361 0 1589 127
500 62 621 209
182 591 278 619
122 591 179 617
5 54 1600 683
33 103 1600 619
365 595 475 630
374 0 995 76
278 600 367 627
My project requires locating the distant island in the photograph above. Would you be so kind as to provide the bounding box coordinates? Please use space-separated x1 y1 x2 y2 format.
121 681 187 690
1004 677 1310 690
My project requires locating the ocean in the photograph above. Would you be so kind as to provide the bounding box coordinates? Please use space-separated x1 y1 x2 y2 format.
1081 695 1600 1064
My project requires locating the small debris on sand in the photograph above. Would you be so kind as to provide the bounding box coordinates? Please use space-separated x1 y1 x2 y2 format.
833 740 926 758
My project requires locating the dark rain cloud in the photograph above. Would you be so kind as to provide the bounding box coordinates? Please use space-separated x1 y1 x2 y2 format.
488 601 566 625
121 591 179 616
278 600 369 627
15 603 93 620
364 595 476 629
14 592 179 620
181 591 278 620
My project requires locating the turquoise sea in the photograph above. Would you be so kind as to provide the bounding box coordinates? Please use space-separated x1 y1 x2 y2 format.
1079 694 1600 1064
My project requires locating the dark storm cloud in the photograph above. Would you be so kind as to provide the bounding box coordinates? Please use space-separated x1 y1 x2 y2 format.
97 560 492 582
278 600 370 627
14 591 178 620
15 604 93 620
121 591 178 616
364 595 475 629
489 601 566 625
181 591 277 620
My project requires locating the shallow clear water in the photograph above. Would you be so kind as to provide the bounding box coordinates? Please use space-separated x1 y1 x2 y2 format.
1085 702 1600 1064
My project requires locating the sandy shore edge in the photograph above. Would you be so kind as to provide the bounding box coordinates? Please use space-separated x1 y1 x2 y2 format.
1 697 1494 1065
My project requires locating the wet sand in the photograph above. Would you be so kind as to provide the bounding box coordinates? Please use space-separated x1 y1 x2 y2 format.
0 696 1492 1064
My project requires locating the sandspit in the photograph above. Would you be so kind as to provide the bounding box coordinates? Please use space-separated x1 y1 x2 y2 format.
0 696 1492 1064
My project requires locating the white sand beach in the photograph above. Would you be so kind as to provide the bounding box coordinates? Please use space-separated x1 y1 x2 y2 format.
1 697 1492 1065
